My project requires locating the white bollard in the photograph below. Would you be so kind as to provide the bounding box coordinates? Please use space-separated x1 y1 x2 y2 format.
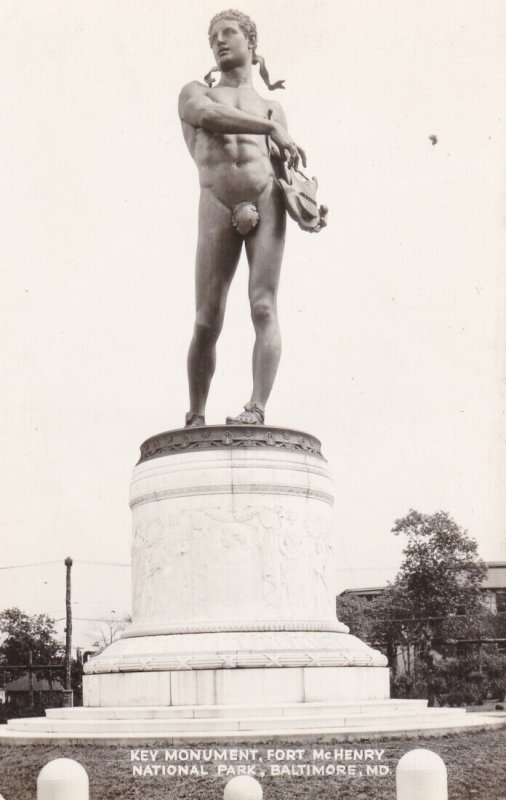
396 748 447 800
223 775 263 800
37 758 89 800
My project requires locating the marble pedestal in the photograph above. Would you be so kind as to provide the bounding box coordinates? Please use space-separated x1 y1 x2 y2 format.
3 425 502 741
83 425 389 706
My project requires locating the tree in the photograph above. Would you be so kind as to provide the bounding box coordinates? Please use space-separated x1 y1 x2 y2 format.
0 608 64 682
380 510 488 704
335 594 382 645
90 613 131 653
392 509 486 618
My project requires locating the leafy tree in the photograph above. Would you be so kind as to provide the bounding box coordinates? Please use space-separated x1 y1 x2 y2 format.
0 608 64 682
431 648 506 706
335 594 383 645
380 510 487 704
392 509 486 617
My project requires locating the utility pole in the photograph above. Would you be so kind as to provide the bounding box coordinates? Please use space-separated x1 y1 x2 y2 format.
28 649 34 709
64 557 73 699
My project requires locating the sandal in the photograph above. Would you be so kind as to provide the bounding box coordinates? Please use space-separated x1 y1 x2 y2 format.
226 402 265 426
185 412 206 428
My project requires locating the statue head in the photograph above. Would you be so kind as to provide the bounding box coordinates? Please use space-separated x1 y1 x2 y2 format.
208 10 258 53
205 10 285 91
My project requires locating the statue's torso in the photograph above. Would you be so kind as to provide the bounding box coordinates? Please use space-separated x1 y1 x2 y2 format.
181 85 277 207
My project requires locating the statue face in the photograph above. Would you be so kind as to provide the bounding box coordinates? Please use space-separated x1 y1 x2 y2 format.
209 18 251 71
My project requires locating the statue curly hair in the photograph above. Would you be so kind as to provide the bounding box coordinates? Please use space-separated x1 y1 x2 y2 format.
204 9 285 91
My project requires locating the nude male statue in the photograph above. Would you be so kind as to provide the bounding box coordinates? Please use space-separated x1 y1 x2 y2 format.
179 10 322 428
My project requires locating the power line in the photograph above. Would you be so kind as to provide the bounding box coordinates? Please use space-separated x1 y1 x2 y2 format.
72 601 131 605
0 559 399 573
0 560 61 570
340 614 471 623
335 567 398 572
0 559 131 571
74 560 130 567
54 617 130 623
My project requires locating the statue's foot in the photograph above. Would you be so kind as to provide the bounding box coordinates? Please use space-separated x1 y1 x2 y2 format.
226 402 265 426
185 412 206 428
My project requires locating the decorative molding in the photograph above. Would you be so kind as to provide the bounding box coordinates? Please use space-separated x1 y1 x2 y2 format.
84 648 388 674
130 483 334 509
121 620 349 638
138 426 324 464
133 458 331 480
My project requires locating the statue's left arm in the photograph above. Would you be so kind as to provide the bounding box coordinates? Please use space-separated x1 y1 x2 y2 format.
268 101 328 233
267 102 307 171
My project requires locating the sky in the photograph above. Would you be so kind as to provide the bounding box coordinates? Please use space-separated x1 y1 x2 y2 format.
1 0 505 649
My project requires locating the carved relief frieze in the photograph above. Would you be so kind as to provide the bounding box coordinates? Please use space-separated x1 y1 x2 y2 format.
132 502 336 622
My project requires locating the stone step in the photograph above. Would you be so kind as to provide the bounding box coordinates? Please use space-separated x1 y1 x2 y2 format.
0 713 502 745
7 708 469 734
45 699 429 721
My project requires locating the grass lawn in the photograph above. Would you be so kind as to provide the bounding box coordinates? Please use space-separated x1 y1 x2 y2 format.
0 726 505 800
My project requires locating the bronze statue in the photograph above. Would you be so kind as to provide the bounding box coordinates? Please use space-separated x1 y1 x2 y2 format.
179 10 327 428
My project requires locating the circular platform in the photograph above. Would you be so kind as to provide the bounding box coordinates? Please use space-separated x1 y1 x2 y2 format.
138 425 324 464
0 700 503 744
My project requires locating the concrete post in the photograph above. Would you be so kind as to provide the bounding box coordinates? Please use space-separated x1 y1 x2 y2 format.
396 748 447 800
37 758 89 800
223 775 263 800
61 688 73 707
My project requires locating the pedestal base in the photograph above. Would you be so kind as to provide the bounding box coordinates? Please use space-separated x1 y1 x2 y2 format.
1 700 502 743
82 426 388 712
7 426 495 743
84 665 390 707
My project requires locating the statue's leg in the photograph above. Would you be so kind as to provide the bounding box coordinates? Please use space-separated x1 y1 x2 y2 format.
187 189 242 419
244 182 286 412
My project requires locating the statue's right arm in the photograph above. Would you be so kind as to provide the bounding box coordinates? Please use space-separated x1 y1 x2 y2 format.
178 82 302 167
178 82 275 135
